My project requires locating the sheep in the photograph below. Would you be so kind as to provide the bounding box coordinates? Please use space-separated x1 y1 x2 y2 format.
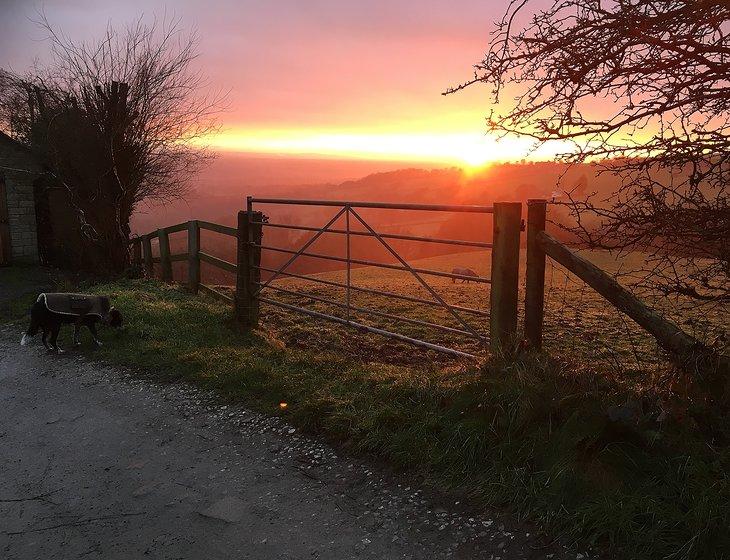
451 267 479 283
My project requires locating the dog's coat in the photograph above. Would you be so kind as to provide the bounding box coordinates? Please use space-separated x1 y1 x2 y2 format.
41 293 112 319
21 293 122 352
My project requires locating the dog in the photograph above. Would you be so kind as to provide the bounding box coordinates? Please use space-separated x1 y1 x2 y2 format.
20 293 123 353
451 267 479 283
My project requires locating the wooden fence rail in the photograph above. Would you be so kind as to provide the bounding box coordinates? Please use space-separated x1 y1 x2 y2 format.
130 216 261 324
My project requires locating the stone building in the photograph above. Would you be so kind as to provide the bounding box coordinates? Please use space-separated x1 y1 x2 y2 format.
0 131 44 265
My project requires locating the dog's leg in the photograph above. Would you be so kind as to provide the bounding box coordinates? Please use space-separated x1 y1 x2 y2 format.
88 322 103 347
21 320 35 345
49 325 64 354
20 330 33 346
73 320 82 346
41 329 50 350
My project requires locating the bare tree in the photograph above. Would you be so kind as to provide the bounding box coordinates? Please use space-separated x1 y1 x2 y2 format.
0 16 222 273
447 0 729 303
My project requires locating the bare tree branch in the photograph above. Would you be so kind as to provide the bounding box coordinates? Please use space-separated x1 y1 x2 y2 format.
0 16 223 273
448 0 729 303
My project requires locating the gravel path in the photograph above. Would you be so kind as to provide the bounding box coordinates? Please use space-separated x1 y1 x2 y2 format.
0 328 575 560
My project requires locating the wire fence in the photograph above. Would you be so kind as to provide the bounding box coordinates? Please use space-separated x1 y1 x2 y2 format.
540 253 728 379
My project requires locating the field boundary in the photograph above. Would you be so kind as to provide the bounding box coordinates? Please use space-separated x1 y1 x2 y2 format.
131 198 524 358
524 200 719 371
130 197 716 369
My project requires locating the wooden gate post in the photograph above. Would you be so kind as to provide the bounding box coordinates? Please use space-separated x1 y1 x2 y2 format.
158 228 173 282
525 200 547 349
490 202 522 354
235 210 263 329
142 234 153 277
187 220 200 293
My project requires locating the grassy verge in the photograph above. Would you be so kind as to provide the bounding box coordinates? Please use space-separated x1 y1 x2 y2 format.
12 278 730 559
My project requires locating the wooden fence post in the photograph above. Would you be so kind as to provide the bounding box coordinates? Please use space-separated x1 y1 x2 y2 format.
187 220 200 293
142 234 153 277
525 200 547 349
490 202 522 354
158 228 173 282
235 210 263 328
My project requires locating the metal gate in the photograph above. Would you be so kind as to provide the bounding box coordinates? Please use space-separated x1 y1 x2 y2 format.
245 198 522 359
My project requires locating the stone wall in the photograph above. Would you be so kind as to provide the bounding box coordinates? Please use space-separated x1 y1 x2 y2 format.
0 135 43 264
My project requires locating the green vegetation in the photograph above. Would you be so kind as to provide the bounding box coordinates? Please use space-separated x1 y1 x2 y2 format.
21 277 727 560
257 249 728 373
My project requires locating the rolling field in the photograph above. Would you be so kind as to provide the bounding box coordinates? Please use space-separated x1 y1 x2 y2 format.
248 249 728 373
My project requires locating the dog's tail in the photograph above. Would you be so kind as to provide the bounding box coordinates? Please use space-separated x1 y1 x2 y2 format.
21 321 39 345
21 297 44 345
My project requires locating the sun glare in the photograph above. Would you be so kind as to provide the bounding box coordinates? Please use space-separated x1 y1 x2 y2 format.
196 129 567 167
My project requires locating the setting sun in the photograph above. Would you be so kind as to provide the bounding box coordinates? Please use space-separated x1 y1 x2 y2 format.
198 129 566 167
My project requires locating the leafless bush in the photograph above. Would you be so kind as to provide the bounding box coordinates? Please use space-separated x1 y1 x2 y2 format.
0 15 223 273
447 0 729 303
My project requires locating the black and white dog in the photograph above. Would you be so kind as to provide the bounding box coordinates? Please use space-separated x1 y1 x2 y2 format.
20 293 123 352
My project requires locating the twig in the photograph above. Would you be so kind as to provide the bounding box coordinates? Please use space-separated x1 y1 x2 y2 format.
4 512 145 535
0 489 61 503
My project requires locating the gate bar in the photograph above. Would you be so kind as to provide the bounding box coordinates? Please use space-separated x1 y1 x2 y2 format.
345 207 351 322
250 198 494 213
254 221 493 249
259 296 478 359
254 244 491 284
260 284 487 340
253 265 490 317
349 207 484 343
254 206 347 296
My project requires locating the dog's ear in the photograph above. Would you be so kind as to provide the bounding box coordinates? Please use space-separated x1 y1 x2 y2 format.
108 307 123 328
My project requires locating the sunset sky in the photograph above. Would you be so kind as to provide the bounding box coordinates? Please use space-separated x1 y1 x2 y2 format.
1 0 562 166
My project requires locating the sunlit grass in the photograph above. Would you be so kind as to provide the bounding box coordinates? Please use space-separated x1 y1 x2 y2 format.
250 250 728 377
15 277 720 560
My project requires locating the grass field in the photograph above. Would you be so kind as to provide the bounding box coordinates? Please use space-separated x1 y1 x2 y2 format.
252 249 728 377
3 261 729 559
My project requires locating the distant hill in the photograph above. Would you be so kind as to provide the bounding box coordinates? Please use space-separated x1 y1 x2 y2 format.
131 154 613 236
131 154 441 234
136 154 622 284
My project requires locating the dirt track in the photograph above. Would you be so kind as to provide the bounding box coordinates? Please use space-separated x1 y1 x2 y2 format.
0 328 573 559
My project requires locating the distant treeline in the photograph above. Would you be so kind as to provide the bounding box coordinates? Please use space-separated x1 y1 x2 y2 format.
146 159 620 285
